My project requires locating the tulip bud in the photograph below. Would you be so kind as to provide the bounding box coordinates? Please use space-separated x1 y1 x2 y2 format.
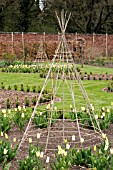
13 137 16 142
40 152 44 158
94 145 96 151
5 133 8 139
1 131 3 137
72 135 75 141
4 148 8 155
36 151 40 157
110 148 113 154
66 143 70 150
28 138 32 143
37 133 40 139
46 156 50 163
80 138 84 143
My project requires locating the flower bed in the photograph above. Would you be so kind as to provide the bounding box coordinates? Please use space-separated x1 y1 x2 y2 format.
0 104 113 169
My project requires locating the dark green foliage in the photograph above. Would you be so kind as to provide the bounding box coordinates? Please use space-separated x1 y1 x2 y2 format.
93 76 96 80
50 140 113 170
13 106 28 131
20 84 24 91
26 85 30 92
33 111 48 128
15 97 19 108
18 143 43 170
37 86 41 93
1 82 5 89
88 74 90 80
81 76 84 80
7 85 11 90
32 85 36 92
107 81 113 92
0 112 12 133
14 84 18 90
0 139 18 169
0 0 113 33
6 98 10 109
32 96 37 105
77 67 81 72
99 77 102 80
24 97 29 106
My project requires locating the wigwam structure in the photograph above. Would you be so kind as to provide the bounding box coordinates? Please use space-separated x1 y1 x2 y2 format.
17 10 102 163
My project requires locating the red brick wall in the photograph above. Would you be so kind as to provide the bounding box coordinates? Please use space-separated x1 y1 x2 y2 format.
0 33 113 60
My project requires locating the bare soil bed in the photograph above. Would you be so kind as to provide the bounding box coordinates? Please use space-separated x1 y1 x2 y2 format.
0 89 39 109
47 73 113 80
82 74 113 80
0 89 61 109
103 87 113 92
2 121 113 170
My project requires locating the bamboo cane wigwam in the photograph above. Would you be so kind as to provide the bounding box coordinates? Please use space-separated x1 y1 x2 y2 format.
17 10 103 169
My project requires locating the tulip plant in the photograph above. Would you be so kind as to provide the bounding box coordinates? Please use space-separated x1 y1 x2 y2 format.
69 106 113 131
33 111 48 128
0 139 18 169
13 106 29 131
0 109 12 133
18 142 43 170
50 138 113 170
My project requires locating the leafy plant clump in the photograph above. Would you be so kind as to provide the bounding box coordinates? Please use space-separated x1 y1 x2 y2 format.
14 84 18 90
32 96 37 105
18 143 43 170
33 111 48 128
6 98 11 109
0 139 18 169
107 81 113 92
13 106 28 131
0 110 12 133
24 97 30 107
1 82 5 89
51 139 113 170
20 84 24 91
15 97 20 108
26 85 30 92
69 106 113 131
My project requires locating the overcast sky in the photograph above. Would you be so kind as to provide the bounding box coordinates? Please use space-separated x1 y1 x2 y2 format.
39 0 44 11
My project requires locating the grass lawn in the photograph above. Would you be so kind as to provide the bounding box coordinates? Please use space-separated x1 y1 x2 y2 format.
0 71 113 113
76 64 113 74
